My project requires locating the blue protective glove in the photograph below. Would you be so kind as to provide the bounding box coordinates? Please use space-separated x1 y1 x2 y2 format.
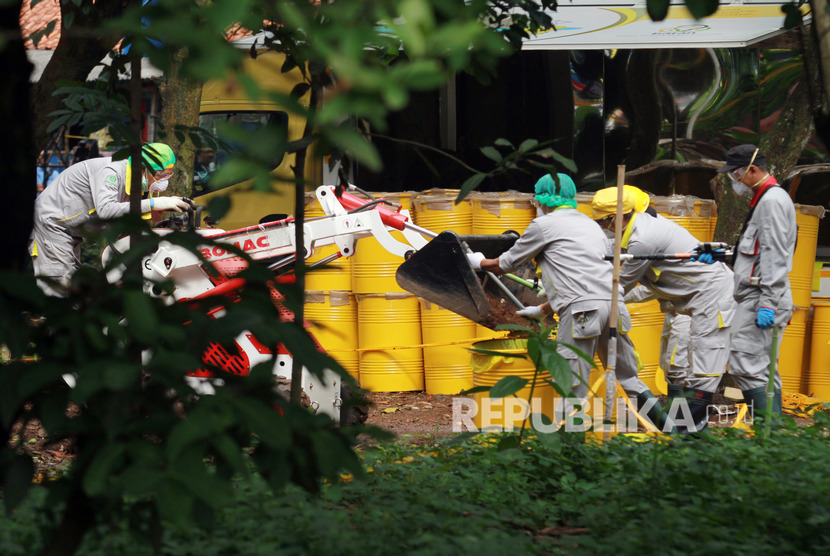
692 248 725 264
756 307 775 329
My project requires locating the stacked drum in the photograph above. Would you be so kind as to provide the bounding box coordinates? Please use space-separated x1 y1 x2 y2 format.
412 190 478 395
351 192 425 392
303 194 359 380
301 186 826 407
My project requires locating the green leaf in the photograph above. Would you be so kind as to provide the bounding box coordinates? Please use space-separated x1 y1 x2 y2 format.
211 433 249 476
684 0 720 20
167 402 230 460
782 4 804 29
459 385 492 395
104 363 139 392
458 173 486 202
518 138 539 153
207 196 232 221
497 435 521 451
480 146 502 163
526 337 542 365
325 126 382 171
119 461 164 498
232 398 290 450
281 56 298 73
542 350 574 385
3 455 34 512
83 443 126 496
646 0 670 21
469 347 526 360
557 342 597 369
489 376 528 398
156 479 195 528
290 82 311 100
533 420 563 452
124 291 159 343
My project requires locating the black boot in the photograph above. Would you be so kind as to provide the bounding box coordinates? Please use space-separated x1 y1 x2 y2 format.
666 382 683 399
742 386 782 425
636 391 677 434
671 387 713 434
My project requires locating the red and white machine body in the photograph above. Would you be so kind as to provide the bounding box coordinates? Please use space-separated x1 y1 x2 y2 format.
103 185 433 422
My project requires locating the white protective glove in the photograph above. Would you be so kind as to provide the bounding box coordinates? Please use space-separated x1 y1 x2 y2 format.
516 305 547 321
152 196 191 213
466 251 486 270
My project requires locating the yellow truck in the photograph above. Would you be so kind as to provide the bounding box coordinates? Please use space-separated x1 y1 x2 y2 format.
193 50 324 229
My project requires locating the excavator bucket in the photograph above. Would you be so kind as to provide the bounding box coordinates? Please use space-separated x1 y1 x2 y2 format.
395 231 525 329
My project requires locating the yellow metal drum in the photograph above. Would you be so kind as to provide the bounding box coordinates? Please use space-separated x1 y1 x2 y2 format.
419 298 476 395
471 191 535 235
808 300 830 401
779 308 809 394
471 338 557 430
412 190 473 235
304 290 359 379
357 293 424 392
789 205 824 308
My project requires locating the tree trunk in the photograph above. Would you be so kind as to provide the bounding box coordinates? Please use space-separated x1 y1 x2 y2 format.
810 0 830 127
713 42 816 245
290 78 319 405
30 0 135 152
0 0 37 271
156 49 203 197
39 490 95 556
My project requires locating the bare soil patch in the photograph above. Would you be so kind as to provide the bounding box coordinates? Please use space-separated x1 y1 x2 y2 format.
362 391 470 446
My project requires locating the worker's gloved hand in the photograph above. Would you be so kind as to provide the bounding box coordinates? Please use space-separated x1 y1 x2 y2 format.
756 307 776 329
466 252 486 270
152 196 191 213
691 248 725 264
516 305 546 321
536 287 547 298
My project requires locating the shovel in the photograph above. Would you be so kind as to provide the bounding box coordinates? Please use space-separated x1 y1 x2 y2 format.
395 231 526 329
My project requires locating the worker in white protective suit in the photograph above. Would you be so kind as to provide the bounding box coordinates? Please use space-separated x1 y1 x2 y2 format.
616 188 693 399
625 285 692 398
709 144 796 420
29 143 190 296
591 185 735 433
467 174 674 432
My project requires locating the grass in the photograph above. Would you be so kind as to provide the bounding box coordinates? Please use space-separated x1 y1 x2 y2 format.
4 416 830 555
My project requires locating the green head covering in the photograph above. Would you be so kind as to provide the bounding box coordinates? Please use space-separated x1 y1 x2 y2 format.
126 143 176 195
534 173 577 209
135 143 176 172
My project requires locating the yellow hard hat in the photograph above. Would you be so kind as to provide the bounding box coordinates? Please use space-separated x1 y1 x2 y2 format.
591 185 651 220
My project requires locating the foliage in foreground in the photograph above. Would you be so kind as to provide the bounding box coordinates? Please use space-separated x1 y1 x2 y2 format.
4 414 830 555
0 216 369 555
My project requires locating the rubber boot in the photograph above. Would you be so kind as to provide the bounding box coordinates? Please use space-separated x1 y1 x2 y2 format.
666 382 683 399
673 387 713 434
636 391 677 434
742 386 783 425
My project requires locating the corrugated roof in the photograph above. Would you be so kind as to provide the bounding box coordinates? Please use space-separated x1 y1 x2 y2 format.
20 0 61 50
20 1 254 51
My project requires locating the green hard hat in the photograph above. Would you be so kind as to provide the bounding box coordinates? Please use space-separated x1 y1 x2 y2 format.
138 143 176 172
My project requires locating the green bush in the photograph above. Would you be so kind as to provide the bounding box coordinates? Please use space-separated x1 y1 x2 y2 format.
5 417 830 555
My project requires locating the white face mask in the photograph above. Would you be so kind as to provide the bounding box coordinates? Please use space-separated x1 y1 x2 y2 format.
150 178 169 192
730 177 752 196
